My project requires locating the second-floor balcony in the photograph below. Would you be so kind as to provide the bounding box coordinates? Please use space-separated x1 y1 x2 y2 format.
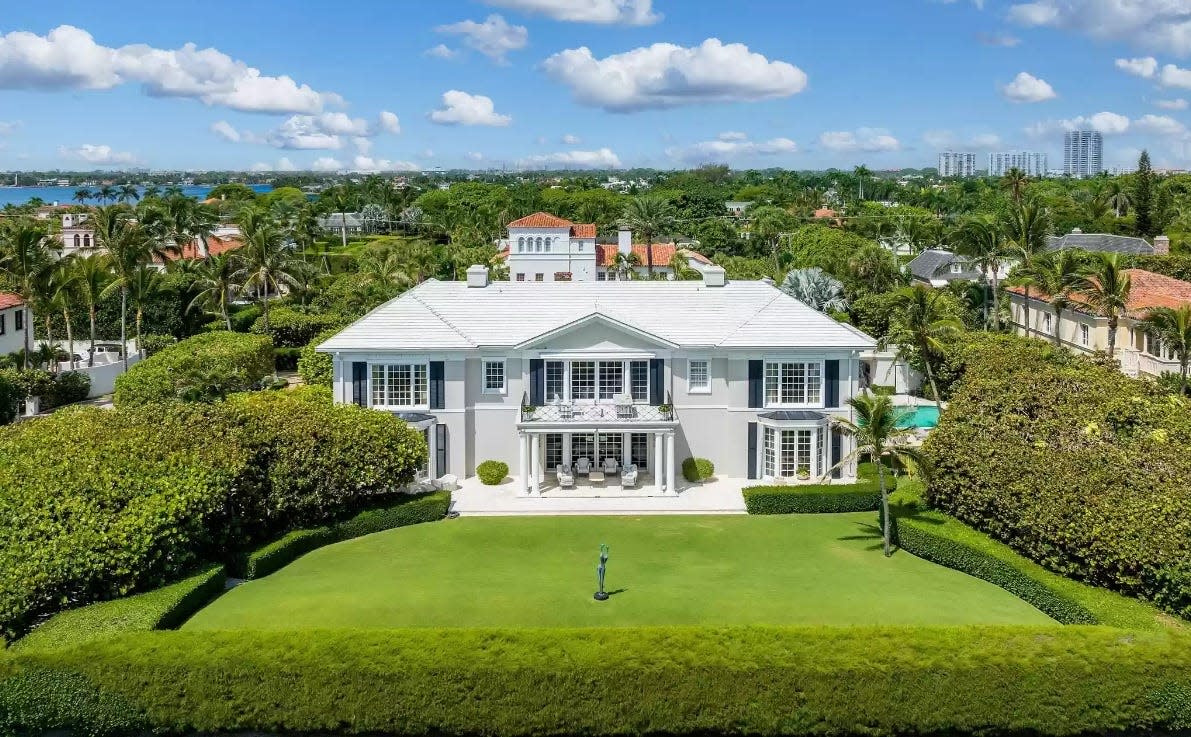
520 394 675 425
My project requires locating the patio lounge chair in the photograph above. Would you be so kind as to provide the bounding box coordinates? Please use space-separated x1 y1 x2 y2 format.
620 464 638 488
556 464 575 489
602 457 618 475
575 457 592 475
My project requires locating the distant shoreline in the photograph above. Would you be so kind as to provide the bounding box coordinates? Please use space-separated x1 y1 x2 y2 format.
0 184 273 208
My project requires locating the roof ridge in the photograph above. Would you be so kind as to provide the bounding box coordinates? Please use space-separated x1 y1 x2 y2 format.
408 285 477 347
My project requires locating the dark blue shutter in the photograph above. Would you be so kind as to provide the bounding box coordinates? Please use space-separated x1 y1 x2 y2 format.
429 361 445 409
435 424 448 476
748 360 763 408
831 428 842 480
747 422 758 479
529 359 544 406
825 360 840 407
351 362 367 406
649 359 664 405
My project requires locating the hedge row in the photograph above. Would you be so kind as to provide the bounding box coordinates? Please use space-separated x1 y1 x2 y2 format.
922 334 1191 619
113 331 274 406
236 491 450 579
0 387 425 639
14 566 226 653
0 368 90 410
296 326 341 387
250 307 345 349
3 627 1191 736
743 463 884 514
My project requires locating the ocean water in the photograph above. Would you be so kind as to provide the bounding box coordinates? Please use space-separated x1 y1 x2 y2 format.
0 184 273 207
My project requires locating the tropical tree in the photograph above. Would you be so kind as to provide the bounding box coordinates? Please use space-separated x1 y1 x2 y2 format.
72 188 92 204
1000 167 1029 204
96 184 117 204
359 249 411 289
1104 180 1132 217
1076 251 1133 358
48 259 80 370
611 251 638 281
621 195 676 277
853 165 871 201
1134 150 1154 237
93 206 171 370
828 391 925 557
0 220 58 367
1016 250 1082 346
233 211 300 333
118 184 140 204
889 284 964 411
952 215 1005 329
327 186 359 249
1003 197 1052 338
124 265 164 356
780 267 848 312
1139 305 1191 394
70 254 112 366
749 205 797 271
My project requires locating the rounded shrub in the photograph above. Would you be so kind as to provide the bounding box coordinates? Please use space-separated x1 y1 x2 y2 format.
297 327 342 387
251 308 345 349
45 371 90 408
682 457 715 483
137 334 178 357
477 460 508 486
114 332 273 407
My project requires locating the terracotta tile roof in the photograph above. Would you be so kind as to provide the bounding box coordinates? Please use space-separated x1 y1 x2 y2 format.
813 208 838 218
1007 269 1191 318
163 234 245 261
681 248 713 265
570 223 596 238
508 212 574 228
0 292 25 310
597 243 679 267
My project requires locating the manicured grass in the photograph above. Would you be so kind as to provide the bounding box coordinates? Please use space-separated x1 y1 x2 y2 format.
184 514 1053 629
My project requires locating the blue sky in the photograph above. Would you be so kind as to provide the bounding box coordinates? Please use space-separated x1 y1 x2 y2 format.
1 0 1190 173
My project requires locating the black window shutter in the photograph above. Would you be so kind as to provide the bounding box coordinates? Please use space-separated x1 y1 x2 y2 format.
825 360 840 407
351 362 367 406
649 359 664 405
529 359 544 406
748 360 763 408
429 361 445 409
435 424 448 476
747 422 758 479
830 428 842 479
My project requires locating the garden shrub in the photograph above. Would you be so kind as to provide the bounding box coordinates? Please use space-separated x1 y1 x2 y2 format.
113 332 273 406
923 334 1191 619
297 326 342 387
0 369 90 410
5 627 1191 736
681 457 714 482
273 346 301 371
44 370 89 407
227 304 261 333
477 460 508 485
743 483 881 514
238 528 333 580
0 371 16 424
137 333 177 356
250 307 345 349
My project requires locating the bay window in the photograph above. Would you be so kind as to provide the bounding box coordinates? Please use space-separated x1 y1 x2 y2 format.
371 363 428 408
760 422 828 480
764 361 822 407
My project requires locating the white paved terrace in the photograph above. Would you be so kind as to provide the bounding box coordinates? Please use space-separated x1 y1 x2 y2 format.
450 474 748 516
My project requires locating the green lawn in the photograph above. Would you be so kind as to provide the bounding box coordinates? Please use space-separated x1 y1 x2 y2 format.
184 514 1053 630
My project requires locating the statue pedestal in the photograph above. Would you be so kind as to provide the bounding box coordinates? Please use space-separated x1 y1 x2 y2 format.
593 591 609 601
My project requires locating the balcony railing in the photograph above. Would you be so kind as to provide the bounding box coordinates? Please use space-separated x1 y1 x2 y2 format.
521 395 674 424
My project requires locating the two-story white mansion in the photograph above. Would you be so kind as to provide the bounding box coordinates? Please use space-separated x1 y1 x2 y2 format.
319 265 876 495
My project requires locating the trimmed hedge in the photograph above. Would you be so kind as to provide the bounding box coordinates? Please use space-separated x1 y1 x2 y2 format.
743 464 885 514
14 565 226 653
113 332 274 406
297 326 341 387
477 460 508 485
3 627 1191 736
923 334 1191 619
250 307 345 349
238 491 451 579
273 346 301 371
681 457 714 482
0 369 90 409
137 333 177 356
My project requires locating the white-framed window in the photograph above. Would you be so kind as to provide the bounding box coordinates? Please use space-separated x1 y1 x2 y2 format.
370 363 429 408
517 237 525 252
535 273 544 282
482 359 506 395
597 272 607 281
598 360 624 400
688 359 710 393
950 262 962 274
552 359 649 403
762 425 823 480
764 361 823 407
516 273 525 282
629 360 649 402
1043 313 1053 334
545 360 565 402
544 237 552 252
535 238 543 252
571 361 595 400
762 427 776 477
1080 324 1090 346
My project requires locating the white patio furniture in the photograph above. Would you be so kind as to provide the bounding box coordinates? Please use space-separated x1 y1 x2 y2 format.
620 464 638 488
556 464 575 489
602 457 619 475
615 393 634 420
575 457 592 476
588 470 606 487
559 404 574 421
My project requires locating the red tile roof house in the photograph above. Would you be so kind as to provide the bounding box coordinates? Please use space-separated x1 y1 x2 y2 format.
499 212 714 282
0 292 31 359
1006 268 1191 379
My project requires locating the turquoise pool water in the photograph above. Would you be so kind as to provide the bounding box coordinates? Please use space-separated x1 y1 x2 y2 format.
896 405 940 429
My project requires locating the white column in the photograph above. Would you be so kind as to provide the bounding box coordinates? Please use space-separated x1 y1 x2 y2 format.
563 432 572 469
665 433 677 495
622 432 631 469
530 434 541 496
653 432 665 494
518 432 529 496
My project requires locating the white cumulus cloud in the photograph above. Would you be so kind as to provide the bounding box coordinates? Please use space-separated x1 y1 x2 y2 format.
923 130 1002 149
311 157 343 172
665 132 798 163
1008 1 1191 57
1116 56 1158 78
58 143 138 165
482 0 659 25
210 120 241 142
1026 111 1132 137
818 128 901 153
213 112 383 150
518 147 622 169
425 44 460 60
379 111 401 134
435 15 527 64
351 156 419 172
0 121 21 136
1001 71 1057 102
250 157 298 172
1160 63 1191 89
0 25 342 114
429 90 511 126
1156 97 1189 110
542 38 807 112
1133 114 1187 137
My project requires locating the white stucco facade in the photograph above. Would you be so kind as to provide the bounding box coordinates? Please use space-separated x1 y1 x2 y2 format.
0 298 30 357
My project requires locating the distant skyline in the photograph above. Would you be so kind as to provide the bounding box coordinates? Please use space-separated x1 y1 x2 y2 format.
0 1 1189 172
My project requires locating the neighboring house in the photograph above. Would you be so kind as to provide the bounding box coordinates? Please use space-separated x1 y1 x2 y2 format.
1045 229 1167 256
59 213 96 257
1007 268 1191 379
500 212 714 282
318 212 365 235
725 201 752 217
907 248 1010 287
318 266 876 495
0 292 30 357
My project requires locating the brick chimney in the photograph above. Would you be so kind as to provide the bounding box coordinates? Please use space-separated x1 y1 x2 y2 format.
618 226 632 256
1154 235 1170 255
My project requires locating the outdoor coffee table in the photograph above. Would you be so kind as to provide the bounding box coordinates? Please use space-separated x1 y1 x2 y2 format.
588 470 606 487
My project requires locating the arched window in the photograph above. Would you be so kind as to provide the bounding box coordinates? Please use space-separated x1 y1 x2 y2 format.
518 237 525 252
73 234 81 249
544 237 552 252
83 234 91 248
535 237 543 252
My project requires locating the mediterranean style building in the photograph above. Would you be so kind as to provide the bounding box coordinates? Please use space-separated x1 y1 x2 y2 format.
1007 268 1191 380
318 265 876 495
499 212 713 282
0 292 30 357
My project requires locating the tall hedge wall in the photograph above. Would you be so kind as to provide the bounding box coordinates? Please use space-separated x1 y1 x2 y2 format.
0 388 425 639
113 332 274 407
922 334 1191 620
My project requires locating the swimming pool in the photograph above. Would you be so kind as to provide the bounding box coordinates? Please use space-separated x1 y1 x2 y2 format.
895 405 940 430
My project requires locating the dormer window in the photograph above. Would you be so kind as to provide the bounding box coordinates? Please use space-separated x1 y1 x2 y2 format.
949 262 962 274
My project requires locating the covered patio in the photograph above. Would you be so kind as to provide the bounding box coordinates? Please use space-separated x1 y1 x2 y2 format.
516 419 680 497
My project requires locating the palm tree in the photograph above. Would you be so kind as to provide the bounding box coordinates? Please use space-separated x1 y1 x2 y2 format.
953 215 1005 329
188 253 238 331
328 186 359 249
70 254 112 366
780 267 848 312
117 184 140 204
1076 252 1132 359
1003 197 1052 338
828 391 925 557
621 195 676 277
853 165 871 201
233 211 300 332
72 188 93 204
1104 181 1132 217
1139 305 1191 393
611 251 638 281
359 249 411 289
0 220 58 368
47 259 81 370
93 206 171 371
889 284 963 411
1016 250 1082 346
1000 167 1029 204
124 265 164 356
96 184 117 204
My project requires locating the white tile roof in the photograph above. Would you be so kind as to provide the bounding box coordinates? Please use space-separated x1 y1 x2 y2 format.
318 279 876 352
